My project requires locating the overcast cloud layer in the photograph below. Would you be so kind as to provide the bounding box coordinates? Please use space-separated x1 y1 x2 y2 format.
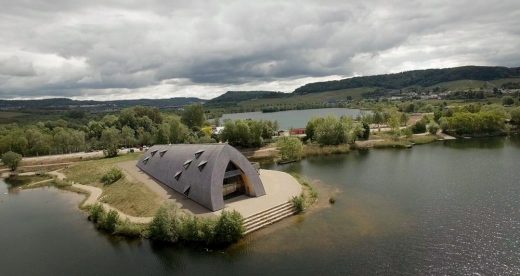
0 0 519 100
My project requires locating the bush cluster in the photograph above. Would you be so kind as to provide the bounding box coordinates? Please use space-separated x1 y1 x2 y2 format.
440 109 507 135
306 116 362 146
411 120 427 134
88 204 120 234
101 168 124 185
148 205 244 246
276 136 304 162
291 194 306 213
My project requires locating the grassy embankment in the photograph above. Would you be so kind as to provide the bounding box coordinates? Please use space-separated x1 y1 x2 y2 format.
289 173 319 212
4 174 90 201
4 174 53 186
61 152 161 217
303 144 350 156
362 133 440 149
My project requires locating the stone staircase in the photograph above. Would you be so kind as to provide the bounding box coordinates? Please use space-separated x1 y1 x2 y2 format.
243 202 296 234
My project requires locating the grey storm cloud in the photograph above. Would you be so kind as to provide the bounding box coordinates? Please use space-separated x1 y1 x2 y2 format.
0 0 519 99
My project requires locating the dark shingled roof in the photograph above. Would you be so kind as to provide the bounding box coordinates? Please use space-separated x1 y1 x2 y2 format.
136 144 265 211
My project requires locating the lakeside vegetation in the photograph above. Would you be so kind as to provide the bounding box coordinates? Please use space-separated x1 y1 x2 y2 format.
62 153 161 217
5 174 52 186
290 173 319 213
87 203 244 246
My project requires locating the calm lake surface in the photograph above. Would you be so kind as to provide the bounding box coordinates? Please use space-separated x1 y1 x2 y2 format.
221 108 366 129
1 136 519 275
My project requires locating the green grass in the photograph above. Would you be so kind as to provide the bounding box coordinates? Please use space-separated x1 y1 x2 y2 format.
62 153 141 187
100 178 161 217
62 152 161 217
0 111 28 119
290 173 318 207
4 174 52 186
372 140 412 149
304 143 350 156
408 134 439 144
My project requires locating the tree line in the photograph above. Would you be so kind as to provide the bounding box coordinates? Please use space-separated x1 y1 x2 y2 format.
0 104 213 158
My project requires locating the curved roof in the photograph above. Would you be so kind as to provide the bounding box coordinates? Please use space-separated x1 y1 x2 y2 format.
137 144 265 211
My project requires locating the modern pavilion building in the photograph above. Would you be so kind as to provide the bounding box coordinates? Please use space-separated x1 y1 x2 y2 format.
136 144 266 211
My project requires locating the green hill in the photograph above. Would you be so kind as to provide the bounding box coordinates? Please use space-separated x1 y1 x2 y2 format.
0 97 205 111
293 66 520 94
206 91 286 106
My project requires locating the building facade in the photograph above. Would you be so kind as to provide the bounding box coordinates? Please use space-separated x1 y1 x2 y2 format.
137 144 266 211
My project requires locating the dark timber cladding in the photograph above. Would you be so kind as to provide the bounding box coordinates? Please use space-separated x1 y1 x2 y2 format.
137 144 266 211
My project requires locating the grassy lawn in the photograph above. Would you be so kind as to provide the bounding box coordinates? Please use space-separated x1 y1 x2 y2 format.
100 178 161 217
5 174 53 186
62 153 141 186
62 153 162 217
366 132 440 148
408 134 439 144
304 144 350 156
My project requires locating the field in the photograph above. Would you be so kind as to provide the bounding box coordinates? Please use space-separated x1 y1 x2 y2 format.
426 78 520 91
62 153 162 217
0 111 30 123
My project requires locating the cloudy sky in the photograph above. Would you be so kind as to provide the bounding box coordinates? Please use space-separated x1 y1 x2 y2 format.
0 1 519 100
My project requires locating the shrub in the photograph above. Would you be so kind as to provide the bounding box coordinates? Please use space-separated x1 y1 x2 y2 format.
402 127 413 138
361 122 370 140
428 123 440 135
179 215 215 244
115 219 145 238
89 203 105 223
213 210 244 245
98 209 120 233
52 178 72 188
291 194 306 213
1 151 22 171
276 136 304 162
510 107 520 126
329 197 336 204
101 168 124 185
411 120 427 134
149 205 181 242
502 96 515 106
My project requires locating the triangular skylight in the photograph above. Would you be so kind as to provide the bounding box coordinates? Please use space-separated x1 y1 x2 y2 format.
143 156 150 164
198 160 208 171
194 149 204 158
159 150 167 157
183 159 193 169
183 186 191 196
174 171 182 181
150 149 158 156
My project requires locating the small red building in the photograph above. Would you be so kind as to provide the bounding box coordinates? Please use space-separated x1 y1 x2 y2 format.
289 128 306 135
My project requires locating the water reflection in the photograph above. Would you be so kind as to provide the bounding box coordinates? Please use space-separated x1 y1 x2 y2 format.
443 136 505 149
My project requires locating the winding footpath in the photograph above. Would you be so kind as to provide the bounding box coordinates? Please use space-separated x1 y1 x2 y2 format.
48 170 153 224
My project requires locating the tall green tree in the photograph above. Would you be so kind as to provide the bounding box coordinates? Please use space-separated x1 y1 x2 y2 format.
181 104 205 129
121 126 136 147
155 123 170 144
168 117 189 144
2 151 22 171
100 128 121 157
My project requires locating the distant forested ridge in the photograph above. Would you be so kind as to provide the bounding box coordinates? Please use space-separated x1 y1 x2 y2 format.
0 97 205 111
294 66 520 94
206 91 286 106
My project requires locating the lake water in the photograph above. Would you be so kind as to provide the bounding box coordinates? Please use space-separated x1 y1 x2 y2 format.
1 136 519 275
221 108 367 129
